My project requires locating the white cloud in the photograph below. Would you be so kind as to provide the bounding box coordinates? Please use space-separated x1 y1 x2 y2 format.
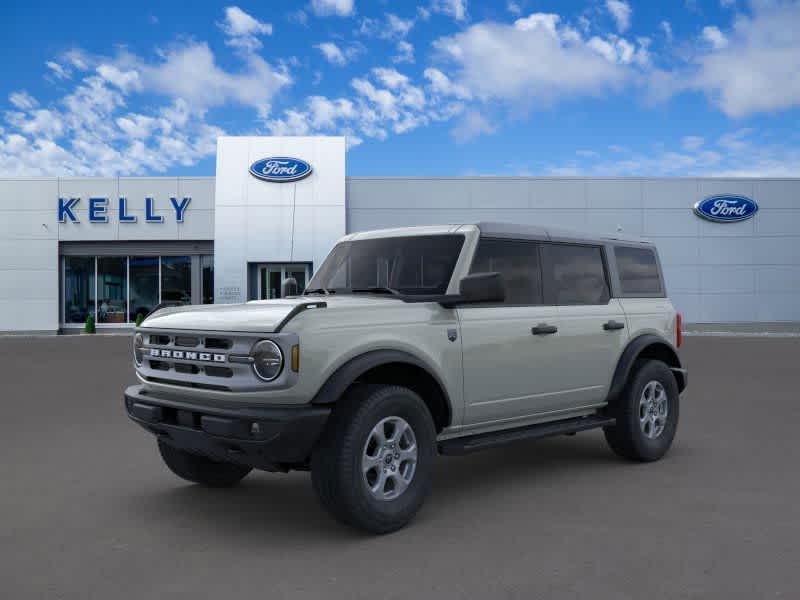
660 20 673 43
393 41 415 63
701 25 728 49
606 0 632 33
681 135 704 152
430 0 468 21
451 110 496 142
386 14 414 38
45 61 71 80
9 91 38 111
218 6 272 51
507 1 522 16
432 13 639 107
720 0 736 7
423 67 472 100
288 10 308 25
310 0 354 17
139 42 290 116
546 128 800 177
0 35 289 175
96 64 142 93
359 13 415 41
266 66 463 145
314 42 363 66
691 1 800 116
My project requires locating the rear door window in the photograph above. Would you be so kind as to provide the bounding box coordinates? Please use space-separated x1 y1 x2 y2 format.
541 243 610 305
469 238 542 305
615 246 664 296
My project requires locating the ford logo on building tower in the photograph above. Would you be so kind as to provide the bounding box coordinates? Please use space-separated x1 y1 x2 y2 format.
693 195 758 223
249 157 313 182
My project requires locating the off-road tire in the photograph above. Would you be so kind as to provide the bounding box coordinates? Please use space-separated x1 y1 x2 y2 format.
603 359 680 462
311 384 437 534
157 439 252 487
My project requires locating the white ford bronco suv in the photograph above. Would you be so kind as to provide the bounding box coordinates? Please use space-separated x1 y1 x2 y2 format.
125 222 686 533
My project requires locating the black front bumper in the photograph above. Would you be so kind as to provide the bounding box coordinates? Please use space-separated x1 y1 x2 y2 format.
124 385 330 471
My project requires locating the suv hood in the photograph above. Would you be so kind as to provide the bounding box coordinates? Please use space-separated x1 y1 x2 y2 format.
140 296 400 333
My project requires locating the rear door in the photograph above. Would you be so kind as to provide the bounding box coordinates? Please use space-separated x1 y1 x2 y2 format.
458 238 565 427
540 242 629 408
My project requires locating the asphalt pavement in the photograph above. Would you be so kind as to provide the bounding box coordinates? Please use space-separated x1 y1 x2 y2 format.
1 334 798 599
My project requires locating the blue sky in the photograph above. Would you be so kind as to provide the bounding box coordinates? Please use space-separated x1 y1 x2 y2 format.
1 0 798 177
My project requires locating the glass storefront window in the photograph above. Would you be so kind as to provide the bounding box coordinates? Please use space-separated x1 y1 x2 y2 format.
161 256 192 305
201 255 214 304
97 257 127 323
129 256 159 321
64 256 95 324
62 253 211 326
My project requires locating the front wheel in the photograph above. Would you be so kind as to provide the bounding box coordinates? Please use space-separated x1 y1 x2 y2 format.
603 360 680 462
311 384 437 534
157 440 252 487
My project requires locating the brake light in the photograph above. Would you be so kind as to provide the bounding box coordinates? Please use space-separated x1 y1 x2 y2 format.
676 312 683 348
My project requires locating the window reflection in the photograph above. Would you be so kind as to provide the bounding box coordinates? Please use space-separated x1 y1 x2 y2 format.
129 256 159 321
97 257 127 323
64 256 95 324
161 256 191 305
201 255 214 304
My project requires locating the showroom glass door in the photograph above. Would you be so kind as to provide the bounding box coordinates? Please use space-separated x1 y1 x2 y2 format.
257 264 310 299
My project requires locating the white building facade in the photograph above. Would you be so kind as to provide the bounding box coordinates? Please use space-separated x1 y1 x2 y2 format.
0 136 798 333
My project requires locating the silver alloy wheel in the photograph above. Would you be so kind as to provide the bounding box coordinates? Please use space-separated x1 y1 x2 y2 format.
362 416 418 501
639 380 669 439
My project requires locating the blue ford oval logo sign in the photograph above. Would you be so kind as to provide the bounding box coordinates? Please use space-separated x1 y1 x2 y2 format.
249 157 313 183
693 195 758 223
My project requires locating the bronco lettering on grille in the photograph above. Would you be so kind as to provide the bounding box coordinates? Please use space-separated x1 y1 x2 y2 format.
149 348 226 362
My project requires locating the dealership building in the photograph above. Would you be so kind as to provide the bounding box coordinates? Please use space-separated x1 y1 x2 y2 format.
1 135 798 334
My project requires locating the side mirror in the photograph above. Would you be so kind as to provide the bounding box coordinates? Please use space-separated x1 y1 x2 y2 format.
457 272 505 304
281 277 299 297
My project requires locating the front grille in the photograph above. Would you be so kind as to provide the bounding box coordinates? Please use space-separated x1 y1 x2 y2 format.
205 337 232 349
137 329 264 392
204 366 233 378
174 363 200 375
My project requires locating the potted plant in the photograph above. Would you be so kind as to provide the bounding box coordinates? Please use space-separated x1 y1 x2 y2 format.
84 314 96 334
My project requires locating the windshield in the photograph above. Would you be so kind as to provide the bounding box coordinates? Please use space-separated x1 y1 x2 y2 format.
306 235 465 296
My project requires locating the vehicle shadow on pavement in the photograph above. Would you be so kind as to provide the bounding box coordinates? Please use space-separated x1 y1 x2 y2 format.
122 431 631 540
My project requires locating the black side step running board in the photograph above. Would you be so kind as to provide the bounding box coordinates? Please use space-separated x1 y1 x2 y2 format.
438 414 616 456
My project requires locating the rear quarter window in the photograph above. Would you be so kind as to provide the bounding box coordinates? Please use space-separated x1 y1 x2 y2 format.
615 246 664 296
541 243 610 305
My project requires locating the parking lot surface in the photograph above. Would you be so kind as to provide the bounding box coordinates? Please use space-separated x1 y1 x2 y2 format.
1 334 798 599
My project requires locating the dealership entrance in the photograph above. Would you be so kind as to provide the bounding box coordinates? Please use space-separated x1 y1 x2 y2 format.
250 262 311 300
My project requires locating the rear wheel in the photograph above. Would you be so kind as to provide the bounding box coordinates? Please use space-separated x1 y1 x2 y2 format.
603 360 680 462
157 440 252 487
311 384 436 534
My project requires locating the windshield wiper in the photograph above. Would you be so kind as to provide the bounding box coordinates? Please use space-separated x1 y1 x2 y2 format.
350 287 401 296
304 287 333 295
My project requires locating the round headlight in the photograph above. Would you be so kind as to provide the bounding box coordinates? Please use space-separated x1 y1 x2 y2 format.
252 340 284 381
133 333 144 367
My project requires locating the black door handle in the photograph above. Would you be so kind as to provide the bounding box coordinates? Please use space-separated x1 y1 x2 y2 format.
603 320 625 331
532 324 558 335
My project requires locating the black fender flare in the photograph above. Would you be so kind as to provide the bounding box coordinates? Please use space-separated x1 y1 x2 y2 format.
606 334 686 405
310 349 453 425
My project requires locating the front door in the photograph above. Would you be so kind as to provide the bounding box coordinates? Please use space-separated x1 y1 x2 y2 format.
257 263 310 299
